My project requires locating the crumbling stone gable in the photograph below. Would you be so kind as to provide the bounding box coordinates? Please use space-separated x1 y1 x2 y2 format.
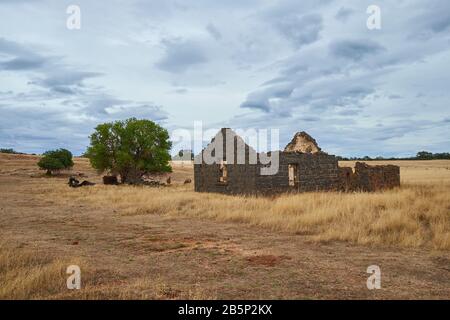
284 131 322 153
194 128 259 194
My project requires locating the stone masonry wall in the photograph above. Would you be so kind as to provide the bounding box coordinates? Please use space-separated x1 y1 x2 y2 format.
194 163 258 194
354 162 400 191
194 128 259 194
338 166 359 192
255 152 339 194
338 162 400 192
195 152 339 195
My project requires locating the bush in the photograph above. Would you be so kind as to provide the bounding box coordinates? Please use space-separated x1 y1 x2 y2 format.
86 118 172 184
37 148 74 175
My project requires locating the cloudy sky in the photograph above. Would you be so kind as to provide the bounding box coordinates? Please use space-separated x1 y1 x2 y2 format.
0 0 449 157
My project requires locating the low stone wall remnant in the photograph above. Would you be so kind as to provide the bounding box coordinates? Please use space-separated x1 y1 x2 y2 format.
338 162 400 192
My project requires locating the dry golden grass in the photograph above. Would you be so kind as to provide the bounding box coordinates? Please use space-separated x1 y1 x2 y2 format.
0 243 211 300
51 160 450 250
0 243 69 299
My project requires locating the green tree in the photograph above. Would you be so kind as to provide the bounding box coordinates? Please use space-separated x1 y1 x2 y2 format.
0 148 18 154
416 151 433 160
37 148 74 175
177 149 194 160
86 118 172 184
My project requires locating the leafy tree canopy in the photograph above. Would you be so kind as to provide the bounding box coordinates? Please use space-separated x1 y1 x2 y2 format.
86 118 172 183
37 148 74 175
416 151 433 160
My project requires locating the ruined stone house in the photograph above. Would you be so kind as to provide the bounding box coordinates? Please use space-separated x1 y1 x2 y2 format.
194 128 400 195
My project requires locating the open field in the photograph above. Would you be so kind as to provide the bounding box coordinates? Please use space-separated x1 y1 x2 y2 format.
1 153 449 299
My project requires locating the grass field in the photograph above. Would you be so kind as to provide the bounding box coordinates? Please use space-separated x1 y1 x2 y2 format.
55 159 450 250
1 153 449 299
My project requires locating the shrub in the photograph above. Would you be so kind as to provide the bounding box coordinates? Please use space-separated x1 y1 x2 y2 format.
37 148 74 175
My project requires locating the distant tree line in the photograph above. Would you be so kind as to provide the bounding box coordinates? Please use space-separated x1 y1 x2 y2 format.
336 151 450 161
0 148 23 154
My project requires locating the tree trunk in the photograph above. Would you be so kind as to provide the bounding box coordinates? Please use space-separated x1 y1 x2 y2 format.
120 168 143 184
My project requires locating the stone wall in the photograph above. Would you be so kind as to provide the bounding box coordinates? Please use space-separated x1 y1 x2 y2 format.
354 162 400 191
195 151 340 195
255 152 339 194
338 162 400 192
194 128 259 194
338 167 358 192
194 163 258 194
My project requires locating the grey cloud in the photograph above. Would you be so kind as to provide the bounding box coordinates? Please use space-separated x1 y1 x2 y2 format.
276 13 323 48
430 14 450 33
31 71 102 95
0 57 46 70
79 96 130 115
0 0 42 3
226 110 449 158
0 38 49 71
206 23 222 41
413 0 450 35
335 7 354 22
0 103 89 154
171 88 188 94
0 38 32 55
0 38 101 96
263 0 332 20
105 103 168 121
156 38 208 73
0 94 169 155
307 85 374 111
240 83 294 113
240 100 270 113
329 39 385 61
39 71 101 87
300 116 320 122
52 86 77 95
240 56 376 116
0 36 170 154
75 94 169 121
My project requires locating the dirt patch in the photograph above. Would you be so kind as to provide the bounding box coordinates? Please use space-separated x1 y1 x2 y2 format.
246 254 290 267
